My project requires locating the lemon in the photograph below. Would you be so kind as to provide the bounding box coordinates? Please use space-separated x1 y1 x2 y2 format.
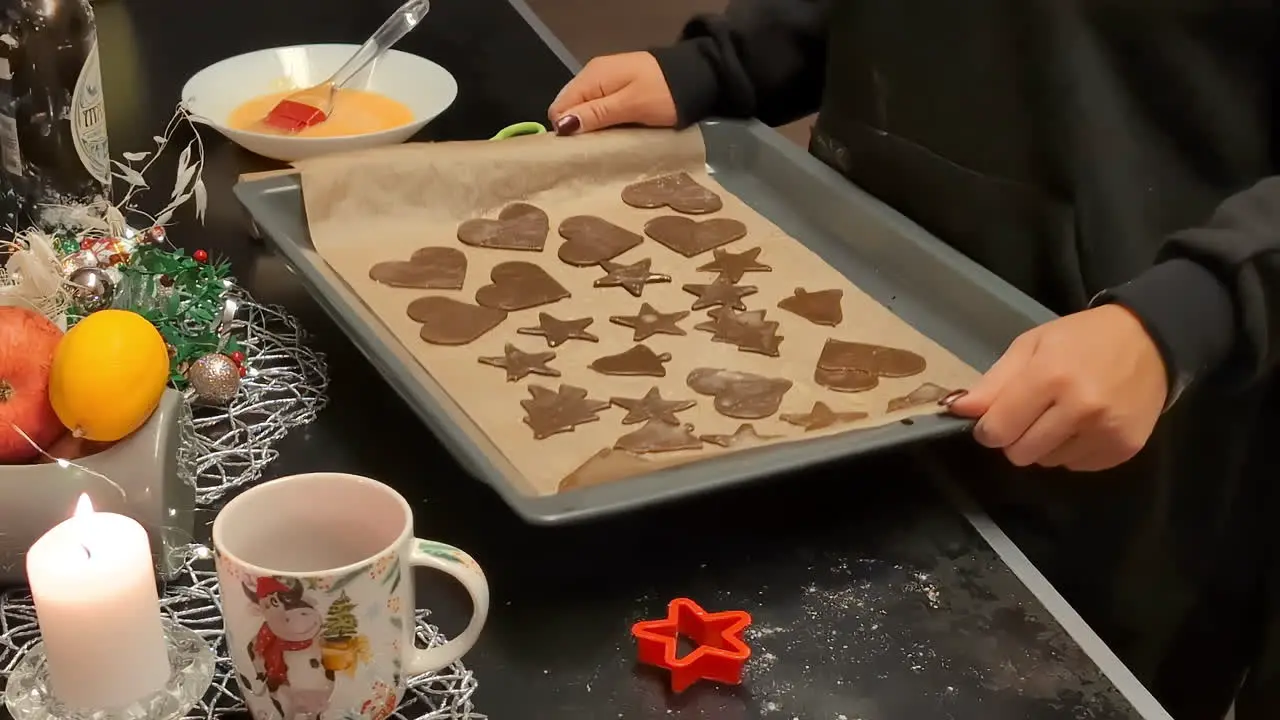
49 309 170 441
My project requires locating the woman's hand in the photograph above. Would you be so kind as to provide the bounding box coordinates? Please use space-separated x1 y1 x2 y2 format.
949 305 1169 471
548 52 678 135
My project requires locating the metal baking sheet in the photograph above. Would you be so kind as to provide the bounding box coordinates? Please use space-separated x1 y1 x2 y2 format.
234 119 1056 525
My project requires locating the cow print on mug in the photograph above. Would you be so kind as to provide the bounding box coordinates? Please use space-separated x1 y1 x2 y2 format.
236 575 373 720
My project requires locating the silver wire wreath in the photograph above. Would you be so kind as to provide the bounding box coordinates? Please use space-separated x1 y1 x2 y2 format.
0 546 484 720
188 285 329 506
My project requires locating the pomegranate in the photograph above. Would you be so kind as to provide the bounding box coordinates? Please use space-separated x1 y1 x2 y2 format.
0 306 65 463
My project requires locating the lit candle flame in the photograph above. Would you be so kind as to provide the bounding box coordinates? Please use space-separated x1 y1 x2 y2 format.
74 493 95 518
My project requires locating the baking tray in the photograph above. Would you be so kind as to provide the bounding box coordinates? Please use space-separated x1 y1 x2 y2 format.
234 119 1056 525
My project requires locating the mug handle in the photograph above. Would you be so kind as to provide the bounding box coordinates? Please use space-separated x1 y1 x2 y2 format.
405 539 490 674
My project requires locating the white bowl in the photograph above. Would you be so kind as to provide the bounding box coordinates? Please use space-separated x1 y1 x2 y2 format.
181 44 458 162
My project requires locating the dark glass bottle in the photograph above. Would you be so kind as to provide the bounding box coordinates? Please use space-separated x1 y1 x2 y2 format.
0 0 110 231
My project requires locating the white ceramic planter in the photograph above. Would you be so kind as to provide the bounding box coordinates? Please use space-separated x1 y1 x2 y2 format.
0 390 195 586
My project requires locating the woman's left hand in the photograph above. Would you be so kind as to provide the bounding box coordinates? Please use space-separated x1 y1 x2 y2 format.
948 305 1169 471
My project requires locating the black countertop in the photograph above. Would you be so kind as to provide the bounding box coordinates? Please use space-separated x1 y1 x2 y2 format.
7 0 1173 717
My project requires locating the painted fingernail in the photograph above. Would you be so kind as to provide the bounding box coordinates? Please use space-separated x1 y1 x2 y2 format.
555 114 581 135
939 389 968 408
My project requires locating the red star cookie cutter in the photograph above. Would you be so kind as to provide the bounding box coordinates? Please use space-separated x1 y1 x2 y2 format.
631 598 752 692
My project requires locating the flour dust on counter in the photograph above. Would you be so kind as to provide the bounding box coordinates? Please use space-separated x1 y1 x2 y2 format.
723 548 1137 719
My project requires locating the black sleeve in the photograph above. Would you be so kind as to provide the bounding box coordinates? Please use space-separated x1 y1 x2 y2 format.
647 0 830 129
1097 177 1280 404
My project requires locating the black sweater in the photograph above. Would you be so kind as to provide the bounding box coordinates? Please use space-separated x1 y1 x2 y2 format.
650 0 1280 404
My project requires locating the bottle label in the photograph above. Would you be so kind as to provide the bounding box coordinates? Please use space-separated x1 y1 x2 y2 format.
70 38 110 186
0 57 19 176
0 113 21 176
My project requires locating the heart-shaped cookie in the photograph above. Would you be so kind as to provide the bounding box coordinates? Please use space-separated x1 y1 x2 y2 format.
557 216 644 266
621 172 723 214
369 246 467 289
644 216 747 258
407 296 507 345
686 367 793 420
457 203 549 251
475 261 571 311
814 339 928 393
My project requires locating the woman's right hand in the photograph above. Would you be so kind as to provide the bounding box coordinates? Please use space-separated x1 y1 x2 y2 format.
548 52 678 135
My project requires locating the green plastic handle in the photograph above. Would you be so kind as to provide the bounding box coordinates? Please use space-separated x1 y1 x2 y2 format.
490 122 548 141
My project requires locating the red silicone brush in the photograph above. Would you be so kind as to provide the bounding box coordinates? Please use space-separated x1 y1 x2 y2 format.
259 0 430 133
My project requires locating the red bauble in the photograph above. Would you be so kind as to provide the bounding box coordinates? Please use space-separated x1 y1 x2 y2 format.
0 307 66 463
193 249 209 263
238 366 247 377
229 351 245 365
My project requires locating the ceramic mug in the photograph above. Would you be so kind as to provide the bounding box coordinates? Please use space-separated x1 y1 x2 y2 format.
212 473 489 720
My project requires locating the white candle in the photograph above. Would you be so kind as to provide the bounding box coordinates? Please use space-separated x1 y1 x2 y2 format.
25 494 170 710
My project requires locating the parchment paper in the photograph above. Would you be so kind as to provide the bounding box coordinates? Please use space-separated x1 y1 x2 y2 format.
295 128 981 495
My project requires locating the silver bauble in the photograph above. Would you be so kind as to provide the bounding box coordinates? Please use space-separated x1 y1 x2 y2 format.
188 353 241 404
67 266 115 312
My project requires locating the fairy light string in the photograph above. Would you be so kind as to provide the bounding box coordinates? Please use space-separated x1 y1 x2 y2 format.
6 423 127 500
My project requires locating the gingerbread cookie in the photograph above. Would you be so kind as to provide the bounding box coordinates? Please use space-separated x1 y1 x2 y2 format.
614 421 703 454
559 448 692 492
686 367 793 420
699 423 780 449
610 303 689 341
814 339 927 393
778 288 844 327
644 216 747 258
589 345 672 377
621 172 722 214
516 313 599 348
593 258 671 297
886 383 954 413
696 247 771 283
780 402 868 431
683 277 758 311
457 203 549 251
406 297 507 346
369 247 467 290
557 216 644 266
521 384 610 440
610 387 696 425
694 307 784 357
475 261 570 311
477 343 560 382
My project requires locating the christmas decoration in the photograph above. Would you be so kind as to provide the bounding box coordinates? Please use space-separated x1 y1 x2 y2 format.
65 266 115 312
115 241 241 386
187 353 240 405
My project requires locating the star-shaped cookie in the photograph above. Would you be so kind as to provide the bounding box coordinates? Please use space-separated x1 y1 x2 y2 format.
779 401 868 431
695 247 772 283
516 312 599 348
682 277 758 311
610 303 689 341
477 343 560 382
593 258 672 297
610 386 697 425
